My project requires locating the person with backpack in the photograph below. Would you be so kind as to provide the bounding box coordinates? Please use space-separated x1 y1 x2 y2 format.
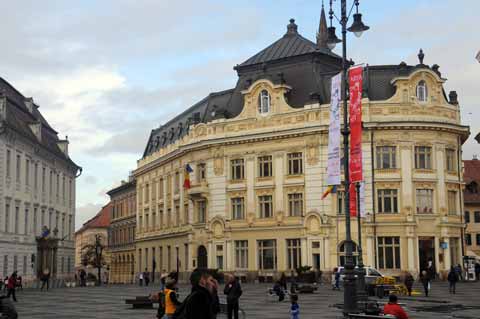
157 279 181 319
447 266 459 294
173 269 215 319
6 272 17 302
224 274 242 319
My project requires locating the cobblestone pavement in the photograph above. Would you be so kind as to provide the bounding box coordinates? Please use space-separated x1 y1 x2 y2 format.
8 280 480 318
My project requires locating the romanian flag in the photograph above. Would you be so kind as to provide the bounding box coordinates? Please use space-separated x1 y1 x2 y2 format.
321 185 337 200
183 164 194 189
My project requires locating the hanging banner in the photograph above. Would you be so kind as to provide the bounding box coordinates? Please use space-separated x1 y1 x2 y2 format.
326 72 342 186
349 66 363 183
349 181 366 218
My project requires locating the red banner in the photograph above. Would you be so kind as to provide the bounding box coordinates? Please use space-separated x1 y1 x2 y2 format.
349 66 363 182
349 66 363 217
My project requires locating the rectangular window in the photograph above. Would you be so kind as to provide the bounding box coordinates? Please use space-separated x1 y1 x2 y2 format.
34 163 38 190
174 172 180 194
378 237 401 269
312 241 320 249
48 211 52 230
33 208 37 236
466 234 472 246
24 208 29 235
16 154 21 183
41 210 45 228
184 243 188 271
159 178 164 198
416 189 433 214
337 191 345 215
446 148 456 171
258 155 273 177
448 191 457 215
475 211 480 223
3 256 7 277
145 184 149 203
145 213 149 230
230 159 244 180
415 146 432 169
377 189 398 214
25 159 30 186
258 239 276 270
14 206 19 234
6 149 11 178
197 163 206 182
49 170 53 197
62 176 65 200
376 146 396 169
476 234 480 246
42 167 46 193
288 193 303 217
4 204 10 232
259 195 273 218
231 197 245 220
197 200 206 223
286 239 301 270
287 152 303 175
235 240 248 269
13 256 17 272
465 211 470 223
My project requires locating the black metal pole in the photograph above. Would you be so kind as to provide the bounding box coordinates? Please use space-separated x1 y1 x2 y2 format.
341 0 358 315
356 182 367 302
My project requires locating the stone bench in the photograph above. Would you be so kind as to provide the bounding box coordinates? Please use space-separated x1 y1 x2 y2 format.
125 296 156 309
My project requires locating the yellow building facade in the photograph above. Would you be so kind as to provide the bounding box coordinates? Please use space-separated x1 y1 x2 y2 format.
134 19 468 280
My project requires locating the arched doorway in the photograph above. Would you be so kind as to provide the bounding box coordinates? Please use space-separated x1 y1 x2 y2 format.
338 241 358 266
197 245 208 269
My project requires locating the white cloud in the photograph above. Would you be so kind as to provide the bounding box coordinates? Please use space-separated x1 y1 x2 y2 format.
75 203 103 230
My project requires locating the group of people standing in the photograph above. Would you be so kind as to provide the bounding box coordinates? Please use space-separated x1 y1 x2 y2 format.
154 269 242 319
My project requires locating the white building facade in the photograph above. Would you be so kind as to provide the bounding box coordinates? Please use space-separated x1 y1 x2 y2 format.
0 78 80 284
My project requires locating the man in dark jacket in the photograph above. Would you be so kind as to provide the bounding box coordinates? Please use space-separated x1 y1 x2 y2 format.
447 266 459 294
224 274 242 319
175 269 215 319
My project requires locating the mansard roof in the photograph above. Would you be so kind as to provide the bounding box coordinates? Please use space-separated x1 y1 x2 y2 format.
0 77 80 171
142 19 455 158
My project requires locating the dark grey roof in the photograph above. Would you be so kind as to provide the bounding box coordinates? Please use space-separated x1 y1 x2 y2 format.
238 19 340 68
0 77 80 170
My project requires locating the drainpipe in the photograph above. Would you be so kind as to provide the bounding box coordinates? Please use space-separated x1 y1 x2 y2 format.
370 129 377 268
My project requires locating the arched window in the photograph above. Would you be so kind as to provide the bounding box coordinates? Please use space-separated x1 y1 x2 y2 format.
416 80 428 102
338 241 358 266
258 90 271 114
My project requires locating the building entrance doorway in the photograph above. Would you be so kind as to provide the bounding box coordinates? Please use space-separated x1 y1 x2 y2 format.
197 245 208 269
419 237 435 272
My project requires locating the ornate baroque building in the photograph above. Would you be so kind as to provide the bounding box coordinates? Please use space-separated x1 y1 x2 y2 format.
134 15 469 279
0 77 80 284
107 177 136 284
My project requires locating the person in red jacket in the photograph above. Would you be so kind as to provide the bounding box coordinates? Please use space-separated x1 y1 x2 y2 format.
383 295 408 319
6 271 18 302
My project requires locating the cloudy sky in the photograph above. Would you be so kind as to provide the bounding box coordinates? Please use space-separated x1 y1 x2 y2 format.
1 0 478 229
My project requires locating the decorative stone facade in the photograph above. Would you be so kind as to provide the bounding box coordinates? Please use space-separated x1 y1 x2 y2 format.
134 19 469 280
0 78 80 284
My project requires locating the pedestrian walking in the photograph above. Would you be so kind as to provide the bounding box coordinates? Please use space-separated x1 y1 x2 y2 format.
420 270 430 297
447 266 458 294
139 271 144 286
162 279 181 319
331 267 340 290
454 264 463 281
290 294 300 319
6 272 17 302
224 274 242 319
79 269 86 287
40 269 50 291
144 268 150 287
475 262 480 281
402 271 414 296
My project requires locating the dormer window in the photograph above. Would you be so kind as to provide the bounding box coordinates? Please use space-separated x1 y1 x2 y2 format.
416 80 428 102
258 90 271 114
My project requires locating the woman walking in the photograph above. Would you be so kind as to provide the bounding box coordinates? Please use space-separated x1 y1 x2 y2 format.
447 266 458 294
420 270 430 297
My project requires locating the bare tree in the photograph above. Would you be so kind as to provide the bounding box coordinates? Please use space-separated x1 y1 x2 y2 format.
81 234 106 286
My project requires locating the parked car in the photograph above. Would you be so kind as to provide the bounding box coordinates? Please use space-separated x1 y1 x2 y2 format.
336 266 384 285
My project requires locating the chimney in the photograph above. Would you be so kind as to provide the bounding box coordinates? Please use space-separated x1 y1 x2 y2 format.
57 135 69 156
316 5 329 50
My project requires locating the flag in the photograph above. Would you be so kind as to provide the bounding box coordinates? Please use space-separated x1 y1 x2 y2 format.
183 164 193 189
349 66 363 183
326 73 342 186
349 182 366 217
321 185 337 200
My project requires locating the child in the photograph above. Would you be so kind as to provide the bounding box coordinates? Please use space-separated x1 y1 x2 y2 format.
290 294 300 319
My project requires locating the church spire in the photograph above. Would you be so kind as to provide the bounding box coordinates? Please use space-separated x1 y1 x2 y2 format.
317 2 329 50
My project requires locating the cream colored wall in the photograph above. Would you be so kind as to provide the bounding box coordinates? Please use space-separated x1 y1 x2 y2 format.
133 70 468 277
465 203 480 255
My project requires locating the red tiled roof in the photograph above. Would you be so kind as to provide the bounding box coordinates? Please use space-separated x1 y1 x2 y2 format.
76 202 112 234
464 160 480 203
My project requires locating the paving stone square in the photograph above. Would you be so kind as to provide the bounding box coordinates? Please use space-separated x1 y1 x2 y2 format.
8 281 480 318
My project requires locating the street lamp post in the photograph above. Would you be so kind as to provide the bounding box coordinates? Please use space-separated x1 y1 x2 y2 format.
356 182 367 302
327 0 369 316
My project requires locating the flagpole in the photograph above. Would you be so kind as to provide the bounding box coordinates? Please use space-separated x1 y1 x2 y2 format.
356 182 367 301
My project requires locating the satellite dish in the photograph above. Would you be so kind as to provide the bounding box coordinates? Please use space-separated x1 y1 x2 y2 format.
476 50 480 63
